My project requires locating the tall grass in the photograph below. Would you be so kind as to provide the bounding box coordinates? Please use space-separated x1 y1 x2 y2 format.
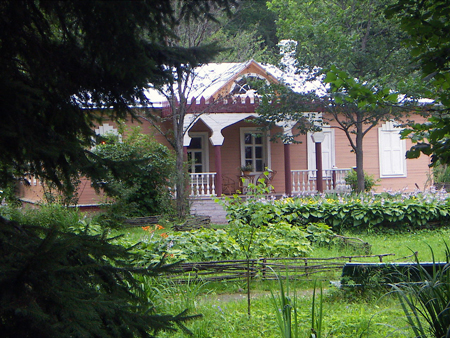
269 270 300 337
390 244 450 337
269 269 326 338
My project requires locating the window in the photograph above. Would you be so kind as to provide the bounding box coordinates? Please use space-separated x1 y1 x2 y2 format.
187 132 209 173
230 73 268 96
379 121 407 177
240 128 269 173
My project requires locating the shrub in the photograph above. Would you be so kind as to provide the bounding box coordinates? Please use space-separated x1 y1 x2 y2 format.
225 192 450 232
92 126 176 217
344 169 379 192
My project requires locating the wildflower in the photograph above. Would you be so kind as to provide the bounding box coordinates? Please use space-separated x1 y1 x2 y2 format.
142 226 150 231
167 240 174 249
156 224 164 230
160 232 168 238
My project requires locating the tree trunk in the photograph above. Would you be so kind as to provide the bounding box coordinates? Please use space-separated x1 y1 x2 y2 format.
175 142 187 218
172 91 188 219
355 114 365 192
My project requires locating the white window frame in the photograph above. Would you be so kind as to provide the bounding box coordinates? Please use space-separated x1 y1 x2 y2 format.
239 128 270 174
378 121 407 178
187 132 209 173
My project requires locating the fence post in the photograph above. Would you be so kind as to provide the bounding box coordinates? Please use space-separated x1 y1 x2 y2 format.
261 258 267 280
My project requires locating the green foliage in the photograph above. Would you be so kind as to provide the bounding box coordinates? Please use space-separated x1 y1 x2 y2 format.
0 206 200 337
402 114 450 166
226 193 450 232
138 222 328 263
386 1 450 165
269 0 414 84
92 127 176 217
213 0 279 63
433 162 450 185
344 170 379 192
1 203 82 231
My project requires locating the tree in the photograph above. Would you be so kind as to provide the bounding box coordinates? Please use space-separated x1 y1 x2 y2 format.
0 209 200 337
0 0 237 335
385 0 450 166
258 0 417 191
268 0 414 83
0 0 236 195
215 0 279 63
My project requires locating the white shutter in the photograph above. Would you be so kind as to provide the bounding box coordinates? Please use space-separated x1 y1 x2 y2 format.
379 122 407 177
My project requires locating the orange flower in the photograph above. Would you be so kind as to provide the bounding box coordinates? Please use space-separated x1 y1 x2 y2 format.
142 226 150 231
156 224 164 230
160 232 168 238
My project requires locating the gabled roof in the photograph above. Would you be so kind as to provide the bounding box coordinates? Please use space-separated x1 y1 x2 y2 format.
144 59 325 107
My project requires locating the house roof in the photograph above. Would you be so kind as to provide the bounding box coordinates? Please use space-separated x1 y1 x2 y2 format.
143 59 326 107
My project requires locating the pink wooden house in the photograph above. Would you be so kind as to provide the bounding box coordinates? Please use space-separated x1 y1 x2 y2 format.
18 60 431 217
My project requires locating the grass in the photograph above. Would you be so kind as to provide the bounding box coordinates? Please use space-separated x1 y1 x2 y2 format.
311 227 450 262
121 225 450 337
154 282 410 338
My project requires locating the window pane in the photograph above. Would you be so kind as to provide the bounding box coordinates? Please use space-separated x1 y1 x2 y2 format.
255 160 263 172
255 146 262 159
255 135 262 144
194 152 202 163
194 165 203 173
245 146 252 159
188 137 202 149
245 160 253 168
244 133 252 144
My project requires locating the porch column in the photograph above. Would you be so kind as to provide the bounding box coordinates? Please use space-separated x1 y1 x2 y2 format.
284 143 292 196
215 145 223 196
315 142 323 193
311 131 325 192
311 132 325 193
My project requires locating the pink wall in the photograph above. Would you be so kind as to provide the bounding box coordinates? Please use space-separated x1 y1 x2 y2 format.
19 111 432 206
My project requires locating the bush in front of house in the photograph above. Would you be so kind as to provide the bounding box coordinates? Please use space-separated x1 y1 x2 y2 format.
92 126 176 217
344 169 379 192
225 191 450 232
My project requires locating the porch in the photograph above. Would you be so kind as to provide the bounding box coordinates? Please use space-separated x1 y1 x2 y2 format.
189 168 351 197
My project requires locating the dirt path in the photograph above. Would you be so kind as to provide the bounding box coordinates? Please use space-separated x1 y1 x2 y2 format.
199 288 328 303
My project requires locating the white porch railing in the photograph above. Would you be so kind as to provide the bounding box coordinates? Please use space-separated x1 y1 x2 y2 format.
292 168 352 194
189 172 216 197
188 169 351 197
